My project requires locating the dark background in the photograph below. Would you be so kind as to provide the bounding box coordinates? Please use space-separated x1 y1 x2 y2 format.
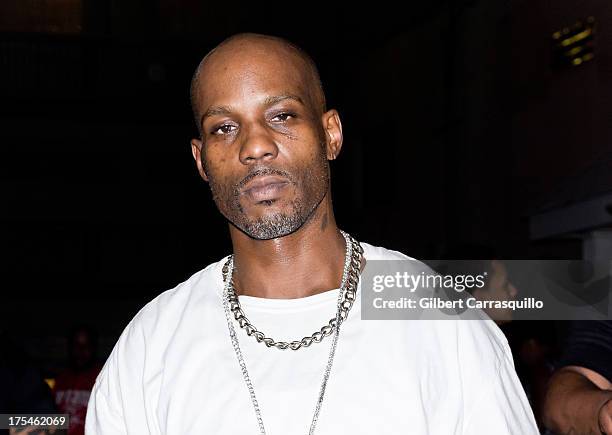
1 0 610 376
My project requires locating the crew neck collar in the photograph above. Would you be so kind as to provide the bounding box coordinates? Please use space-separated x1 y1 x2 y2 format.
212 241 371 310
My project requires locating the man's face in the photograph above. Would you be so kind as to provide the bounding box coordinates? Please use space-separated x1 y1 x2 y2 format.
191 43 335 240
476 260 519 324
70 330 95 370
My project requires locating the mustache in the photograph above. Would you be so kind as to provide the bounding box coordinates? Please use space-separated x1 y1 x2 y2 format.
236 167 294 191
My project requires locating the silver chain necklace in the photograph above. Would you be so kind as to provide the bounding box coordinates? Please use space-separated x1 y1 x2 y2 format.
222 231 363 351
221 230 363 435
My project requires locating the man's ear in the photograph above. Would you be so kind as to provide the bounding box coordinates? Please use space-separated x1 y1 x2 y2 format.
321 109 343 160
190 138 209 182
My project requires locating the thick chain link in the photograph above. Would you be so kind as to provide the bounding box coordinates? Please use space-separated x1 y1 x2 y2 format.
222 232 363 351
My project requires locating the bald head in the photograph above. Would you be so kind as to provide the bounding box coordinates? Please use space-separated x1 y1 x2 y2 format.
190 33 327 136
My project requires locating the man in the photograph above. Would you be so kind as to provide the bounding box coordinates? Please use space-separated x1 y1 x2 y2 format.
441 252 518 324
85 33 538 434
54 325 101 435
471 260 519 324
543 320 612 434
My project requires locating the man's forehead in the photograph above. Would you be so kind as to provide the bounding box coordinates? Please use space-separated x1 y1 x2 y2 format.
198 71 308 109
196 39 313 109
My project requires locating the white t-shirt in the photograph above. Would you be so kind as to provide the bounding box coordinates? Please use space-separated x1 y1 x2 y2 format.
85 242 539 434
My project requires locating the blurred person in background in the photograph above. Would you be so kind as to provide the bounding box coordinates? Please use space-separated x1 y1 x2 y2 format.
471 259 518 324
543 320 612 434
439 248 518 324
53 325 101 435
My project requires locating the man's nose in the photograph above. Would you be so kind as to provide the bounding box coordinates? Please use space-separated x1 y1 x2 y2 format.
238 123 279 164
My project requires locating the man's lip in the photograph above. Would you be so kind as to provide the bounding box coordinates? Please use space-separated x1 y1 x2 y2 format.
240 175 290 194
240 175 290 202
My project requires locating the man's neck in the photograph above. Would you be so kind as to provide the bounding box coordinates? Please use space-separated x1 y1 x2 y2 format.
228 203 348 299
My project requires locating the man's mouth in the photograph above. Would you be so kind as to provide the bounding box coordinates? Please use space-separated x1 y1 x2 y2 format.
240 175 290 203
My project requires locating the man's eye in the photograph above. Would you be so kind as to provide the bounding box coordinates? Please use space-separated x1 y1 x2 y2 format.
211 124 236 135
271 112 295 122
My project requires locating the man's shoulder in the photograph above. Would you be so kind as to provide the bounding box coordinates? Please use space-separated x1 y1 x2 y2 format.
361 241 418 262
360 241 437 280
